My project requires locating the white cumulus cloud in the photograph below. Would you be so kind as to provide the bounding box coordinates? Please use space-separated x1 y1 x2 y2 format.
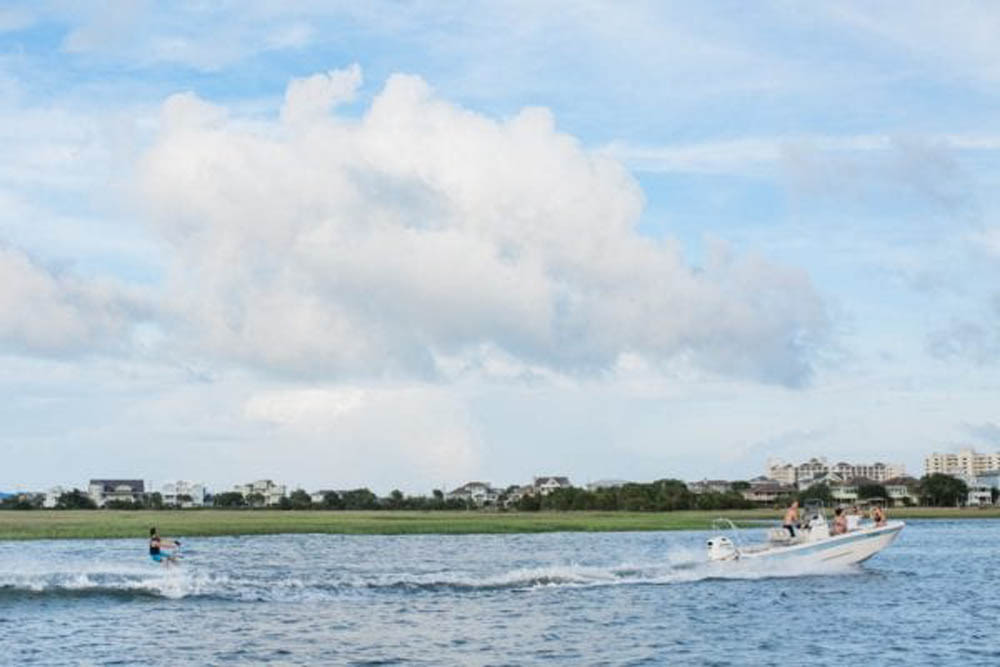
136 66 830 386
0 246 145 356
280 64 362 125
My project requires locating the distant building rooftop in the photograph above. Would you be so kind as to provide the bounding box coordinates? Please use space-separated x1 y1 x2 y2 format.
586 479 629 490
89 479 145 493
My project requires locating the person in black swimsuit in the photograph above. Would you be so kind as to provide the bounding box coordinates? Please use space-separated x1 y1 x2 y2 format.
782 500 800 537
149 527 180 565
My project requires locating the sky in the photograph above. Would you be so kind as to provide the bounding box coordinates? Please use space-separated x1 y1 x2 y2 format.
2 1 1000 494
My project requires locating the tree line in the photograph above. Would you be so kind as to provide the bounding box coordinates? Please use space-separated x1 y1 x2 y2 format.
794 473 976 507
511 480 754 511
0 473 985 511
0 480 753 511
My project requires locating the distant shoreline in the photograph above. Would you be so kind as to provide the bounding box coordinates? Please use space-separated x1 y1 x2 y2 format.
0 507 997 540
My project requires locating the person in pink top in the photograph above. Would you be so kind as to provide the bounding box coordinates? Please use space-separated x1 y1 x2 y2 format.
832 507 848 534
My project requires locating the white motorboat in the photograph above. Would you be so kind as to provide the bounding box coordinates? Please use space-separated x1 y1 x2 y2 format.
706 503 904 566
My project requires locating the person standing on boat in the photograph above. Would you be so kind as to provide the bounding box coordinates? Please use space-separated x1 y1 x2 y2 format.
782 500 800 537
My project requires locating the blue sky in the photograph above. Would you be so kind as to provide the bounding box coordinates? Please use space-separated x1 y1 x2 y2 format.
2 1 1000 494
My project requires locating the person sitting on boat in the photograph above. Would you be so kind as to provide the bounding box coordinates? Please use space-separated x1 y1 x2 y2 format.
871 506 887 527
833 507 848 535
846 505 861 531
782 500 800 537
149 527 181 565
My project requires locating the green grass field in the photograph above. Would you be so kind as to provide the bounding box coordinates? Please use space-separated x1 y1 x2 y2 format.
0 510 768 540
0 506 997 540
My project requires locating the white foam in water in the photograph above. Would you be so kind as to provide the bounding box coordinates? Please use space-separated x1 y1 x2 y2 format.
0 560 229 600
357 551 860 594
0 545 861 603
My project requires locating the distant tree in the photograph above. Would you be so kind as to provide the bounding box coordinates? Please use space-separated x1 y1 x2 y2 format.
516 493 541 511
0 494 41 510
725 491 754 509
444 497 471 510
695 492 722 511
799 483 833 504
427 489 445 509
214 492 246 508
18 496 42 510
591 486 620 511
731 481 751 492
56 489 97 510
857 484 888 501
340 488 378 510
696 491 753 511
385 489 405 510
176 494 193 505
540 487 593 511
655 479 694 511
618 483 652 511
145 492 164 510
245 492 266 508
288 489 312 510
918 474 968 507
321 491 344 510
992 488 999 505
105 499 143 510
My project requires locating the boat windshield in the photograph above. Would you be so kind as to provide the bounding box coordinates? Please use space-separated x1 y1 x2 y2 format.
802 499 826 521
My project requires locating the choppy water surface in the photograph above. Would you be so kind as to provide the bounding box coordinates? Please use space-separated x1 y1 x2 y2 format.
1 520 997 665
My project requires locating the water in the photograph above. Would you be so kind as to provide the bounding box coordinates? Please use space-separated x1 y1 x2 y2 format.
1 520 997 665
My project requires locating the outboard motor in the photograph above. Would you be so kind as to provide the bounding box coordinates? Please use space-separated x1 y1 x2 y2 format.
706 535 739 561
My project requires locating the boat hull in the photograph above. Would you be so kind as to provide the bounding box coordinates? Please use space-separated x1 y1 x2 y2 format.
736 521 904 566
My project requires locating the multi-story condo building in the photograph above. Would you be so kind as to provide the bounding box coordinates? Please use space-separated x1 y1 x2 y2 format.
233 479 287 506
766 461 797 485
161 481 207 508
88 479 145 507
766 458 905 487
925 449 1000 477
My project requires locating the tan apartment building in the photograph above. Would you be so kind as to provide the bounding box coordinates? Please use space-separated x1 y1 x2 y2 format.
924 448 1000 477
766 457 905 487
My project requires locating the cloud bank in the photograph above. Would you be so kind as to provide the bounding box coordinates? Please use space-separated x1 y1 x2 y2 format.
127 66 830 386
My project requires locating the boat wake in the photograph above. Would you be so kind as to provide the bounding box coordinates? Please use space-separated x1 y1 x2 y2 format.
0 562 227 601
0 548 860 601
370 553 858 593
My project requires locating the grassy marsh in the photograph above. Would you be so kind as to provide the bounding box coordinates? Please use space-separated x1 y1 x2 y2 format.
0 506 997 540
